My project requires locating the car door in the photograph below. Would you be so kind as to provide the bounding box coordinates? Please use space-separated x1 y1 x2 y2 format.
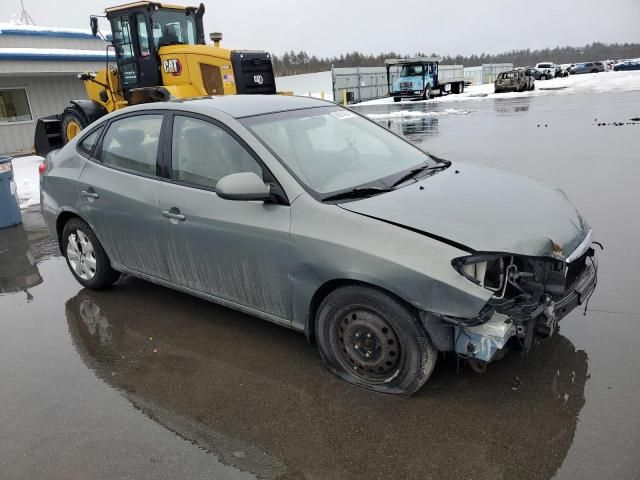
157 113 292 320
78 112 169 278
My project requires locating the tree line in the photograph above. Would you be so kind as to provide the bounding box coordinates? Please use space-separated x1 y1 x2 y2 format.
271 42 640 76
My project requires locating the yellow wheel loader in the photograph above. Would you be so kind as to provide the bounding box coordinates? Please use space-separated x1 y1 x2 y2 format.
35 1 276 156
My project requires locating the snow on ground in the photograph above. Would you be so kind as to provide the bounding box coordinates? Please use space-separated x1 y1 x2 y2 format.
365 108 473 121
10 155 42 209
275 71 334 101
358 70 640 106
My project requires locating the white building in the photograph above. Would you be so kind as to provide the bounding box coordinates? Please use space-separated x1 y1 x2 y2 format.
0 22 111 155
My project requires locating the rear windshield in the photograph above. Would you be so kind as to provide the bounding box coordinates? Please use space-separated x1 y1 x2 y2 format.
537 63 552 68
499 72 516 79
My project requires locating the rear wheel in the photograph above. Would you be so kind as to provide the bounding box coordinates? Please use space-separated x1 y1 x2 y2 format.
61 107 88 143
62 218 120 290
315 286 437 395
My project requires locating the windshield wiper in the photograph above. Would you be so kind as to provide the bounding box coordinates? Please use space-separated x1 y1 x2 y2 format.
391 163 449 188
322 187 393 202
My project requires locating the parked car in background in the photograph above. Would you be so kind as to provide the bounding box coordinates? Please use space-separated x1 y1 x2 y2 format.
569 62 605 74
524 66 543 80
494 69 535 92
535 62 556 80
555 65 570 77
613 60 640 71
39 95 598 396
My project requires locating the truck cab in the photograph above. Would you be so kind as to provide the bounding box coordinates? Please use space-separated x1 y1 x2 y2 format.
386 57 465 102
393 62 436 100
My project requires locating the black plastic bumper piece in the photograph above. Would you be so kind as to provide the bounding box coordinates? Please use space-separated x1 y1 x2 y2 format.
34 115 63 157
555 254 598 321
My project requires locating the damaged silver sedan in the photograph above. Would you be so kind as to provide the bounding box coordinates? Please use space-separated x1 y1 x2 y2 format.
40 95 598 395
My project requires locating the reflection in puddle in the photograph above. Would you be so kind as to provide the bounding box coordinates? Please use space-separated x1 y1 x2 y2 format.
66 280 589 480
0 222 43 297
494 96 532 115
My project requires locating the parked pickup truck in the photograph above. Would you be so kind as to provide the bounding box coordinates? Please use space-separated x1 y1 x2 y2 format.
386 57 466 102
535 62 556 80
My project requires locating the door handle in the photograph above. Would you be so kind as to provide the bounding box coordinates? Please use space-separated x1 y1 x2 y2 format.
162 209 186 221
80 188 99 199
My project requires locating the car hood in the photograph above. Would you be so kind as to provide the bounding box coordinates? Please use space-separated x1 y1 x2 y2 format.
339 162 590 258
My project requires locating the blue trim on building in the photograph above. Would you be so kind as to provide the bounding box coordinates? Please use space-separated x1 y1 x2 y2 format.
0 29 112 41
0 52 115 61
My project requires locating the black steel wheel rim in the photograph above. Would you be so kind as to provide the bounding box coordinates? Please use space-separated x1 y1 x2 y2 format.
332 307 402 382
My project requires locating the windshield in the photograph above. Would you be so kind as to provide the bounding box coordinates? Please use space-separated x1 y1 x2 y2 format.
537 63 552 68
151 9 197 47
400 64 424 77
242 106 439 196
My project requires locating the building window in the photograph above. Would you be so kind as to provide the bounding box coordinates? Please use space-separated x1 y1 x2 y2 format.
0 88 33 124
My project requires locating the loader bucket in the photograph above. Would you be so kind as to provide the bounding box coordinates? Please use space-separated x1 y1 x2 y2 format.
34 115 64 157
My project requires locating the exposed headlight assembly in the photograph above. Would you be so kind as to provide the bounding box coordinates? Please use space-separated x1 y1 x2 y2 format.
453 253 568 299
452 253 509 294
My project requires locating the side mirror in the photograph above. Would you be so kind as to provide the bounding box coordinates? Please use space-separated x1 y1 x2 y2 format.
90 16 98 37
216 172 272 201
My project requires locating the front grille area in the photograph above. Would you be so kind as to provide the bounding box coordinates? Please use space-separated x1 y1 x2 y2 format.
200 64 224 95
400 81 413 91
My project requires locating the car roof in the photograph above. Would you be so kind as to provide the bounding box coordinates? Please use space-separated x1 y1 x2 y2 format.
128 95 334 119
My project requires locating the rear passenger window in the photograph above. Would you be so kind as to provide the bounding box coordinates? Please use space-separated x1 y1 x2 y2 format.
100 115 162 176
78 126 104 156
171 116 262 189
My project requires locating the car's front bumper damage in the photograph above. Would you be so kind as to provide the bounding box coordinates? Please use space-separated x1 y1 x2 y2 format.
423 246 598 366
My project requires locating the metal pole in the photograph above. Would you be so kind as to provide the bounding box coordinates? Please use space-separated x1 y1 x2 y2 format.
331 64 336 104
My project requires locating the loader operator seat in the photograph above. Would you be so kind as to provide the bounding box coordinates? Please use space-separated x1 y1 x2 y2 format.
159 25 180 47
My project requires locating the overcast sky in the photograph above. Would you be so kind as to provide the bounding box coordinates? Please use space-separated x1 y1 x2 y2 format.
2 0 638 57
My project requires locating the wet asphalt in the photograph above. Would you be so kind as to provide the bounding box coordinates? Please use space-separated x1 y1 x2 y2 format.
1 91 639 480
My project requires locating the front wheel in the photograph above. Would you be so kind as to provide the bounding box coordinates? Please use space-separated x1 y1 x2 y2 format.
315 286 437 395
61 107 88 143
62 218 120 290
421 86 431 100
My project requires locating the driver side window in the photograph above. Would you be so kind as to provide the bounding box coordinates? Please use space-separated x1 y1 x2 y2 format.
171 116 262 189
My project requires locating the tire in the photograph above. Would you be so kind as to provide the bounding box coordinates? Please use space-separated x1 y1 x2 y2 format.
393 96 401 103
591 69 598 73
61 107 89 144
315 286 437 395
62 218 120 290
421 85 431 100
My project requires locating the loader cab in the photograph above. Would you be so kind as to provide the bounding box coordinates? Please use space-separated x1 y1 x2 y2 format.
105 2 205 99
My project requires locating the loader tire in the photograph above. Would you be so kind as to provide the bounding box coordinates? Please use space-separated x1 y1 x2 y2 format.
62 107 89 144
